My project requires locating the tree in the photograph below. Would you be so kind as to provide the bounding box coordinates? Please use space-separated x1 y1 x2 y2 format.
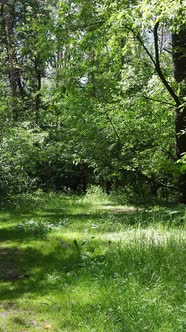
172 29 186 202
139 0 186 202
0 0 185 201
47 0 177 197
1 0 19 121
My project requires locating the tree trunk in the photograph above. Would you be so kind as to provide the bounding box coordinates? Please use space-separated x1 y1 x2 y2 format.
3 0 18 121
35 70 41 125
172 30 186 203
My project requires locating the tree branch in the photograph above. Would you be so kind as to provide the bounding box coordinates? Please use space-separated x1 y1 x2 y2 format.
102 107 121 142
153 22 180 106
126 24 181 107
141 95 175 107
125 25 157 67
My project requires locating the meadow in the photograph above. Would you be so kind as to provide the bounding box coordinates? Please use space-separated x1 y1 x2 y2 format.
0 189 186 332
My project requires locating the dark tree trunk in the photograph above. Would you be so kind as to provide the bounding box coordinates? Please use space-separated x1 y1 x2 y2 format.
172 31 186 82
3 0 18 121
172 30 186 203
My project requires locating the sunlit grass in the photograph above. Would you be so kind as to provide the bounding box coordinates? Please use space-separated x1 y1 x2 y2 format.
0 191 185 331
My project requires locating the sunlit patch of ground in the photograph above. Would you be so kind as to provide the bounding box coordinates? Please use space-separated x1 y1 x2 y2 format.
51 228 185 245
99 205 143 213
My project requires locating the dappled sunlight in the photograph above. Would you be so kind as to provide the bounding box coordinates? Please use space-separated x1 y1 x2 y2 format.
50 226 186 245
98 204 143 213
0 194 185 331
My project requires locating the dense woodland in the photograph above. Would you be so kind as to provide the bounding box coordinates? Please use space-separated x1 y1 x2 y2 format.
0 0 186 203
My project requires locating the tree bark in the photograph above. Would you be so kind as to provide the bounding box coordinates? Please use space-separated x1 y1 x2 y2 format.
172 29 186 203
3 0 18 121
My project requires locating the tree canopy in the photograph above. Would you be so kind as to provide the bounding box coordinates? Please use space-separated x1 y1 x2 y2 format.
0 0 186 202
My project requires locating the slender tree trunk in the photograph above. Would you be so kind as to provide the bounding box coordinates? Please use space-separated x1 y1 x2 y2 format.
172 30 186 203
35 70 41 125
3 0 18 121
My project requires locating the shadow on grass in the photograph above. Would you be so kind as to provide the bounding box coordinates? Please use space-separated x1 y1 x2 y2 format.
0 227 38 243
0 198 185 306
0 209 185 240
0 243 81 300
38 211 185 229
0 196 185 331
0 232 185 305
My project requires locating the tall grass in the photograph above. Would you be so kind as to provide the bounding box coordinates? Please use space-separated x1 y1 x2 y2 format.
0 190 185 331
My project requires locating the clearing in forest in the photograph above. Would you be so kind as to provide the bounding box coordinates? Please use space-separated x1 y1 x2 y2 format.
0 192 185 332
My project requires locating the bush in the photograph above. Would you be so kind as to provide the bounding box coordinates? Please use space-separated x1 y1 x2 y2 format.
83 185 110 205
16 218 54 239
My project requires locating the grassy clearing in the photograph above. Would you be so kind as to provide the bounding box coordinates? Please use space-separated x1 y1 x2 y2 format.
0 191 186 331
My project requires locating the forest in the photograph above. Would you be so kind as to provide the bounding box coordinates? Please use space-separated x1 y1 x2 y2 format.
0 1 186 331
0 0 186 203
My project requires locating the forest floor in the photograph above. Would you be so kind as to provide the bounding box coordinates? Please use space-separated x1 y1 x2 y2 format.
0 192 186 332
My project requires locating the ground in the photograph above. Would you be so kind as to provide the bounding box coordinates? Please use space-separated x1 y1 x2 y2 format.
0 192 186 331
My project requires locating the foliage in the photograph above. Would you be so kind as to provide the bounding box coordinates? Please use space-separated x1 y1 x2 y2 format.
0 124 48 201
83 185 109 204
16 218 54 239
0 0 186 201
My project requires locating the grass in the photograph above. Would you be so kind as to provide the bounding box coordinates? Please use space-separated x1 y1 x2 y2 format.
0 189 186 331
